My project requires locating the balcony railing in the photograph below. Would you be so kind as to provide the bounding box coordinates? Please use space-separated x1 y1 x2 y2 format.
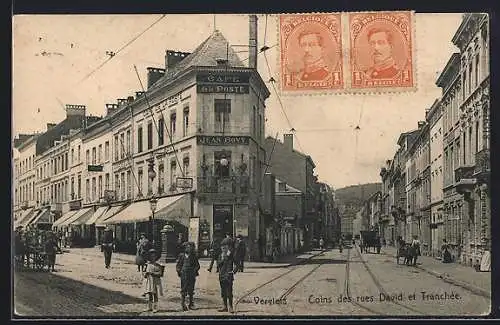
474 148 490 176
454 165 475 183
197 176 249 196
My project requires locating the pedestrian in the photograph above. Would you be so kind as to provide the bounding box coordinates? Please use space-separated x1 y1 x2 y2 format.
319 237 325 250
44 231 60 272
411 235 421 266
234 235 246 272
218 237 237 313
207 234 222 273
176 242 200 311
102 227 114 269
442 239 452 263
136 233 151 272
142 248 164 313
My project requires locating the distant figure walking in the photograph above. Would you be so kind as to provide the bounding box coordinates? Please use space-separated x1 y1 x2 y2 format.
102 227 114 269
234 235 246 272
136 233 152 272
207 234 222 273
442 239 452 263
44 231 60 272
319 237 325 250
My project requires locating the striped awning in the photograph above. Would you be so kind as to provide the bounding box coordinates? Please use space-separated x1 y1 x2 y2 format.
60 207 93 226
95 205 126 227
15 208 35 228
70 208 95 225
53 210 79 228
31 208 52 225
85 206 108 225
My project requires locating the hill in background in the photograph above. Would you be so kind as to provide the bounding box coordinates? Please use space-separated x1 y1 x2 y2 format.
335 183 382 209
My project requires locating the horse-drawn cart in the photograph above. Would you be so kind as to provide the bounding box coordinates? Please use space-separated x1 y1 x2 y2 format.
359 230 381 254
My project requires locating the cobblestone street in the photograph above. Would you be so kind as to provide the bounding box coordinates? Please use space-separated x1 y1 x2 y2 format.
14 246 490 317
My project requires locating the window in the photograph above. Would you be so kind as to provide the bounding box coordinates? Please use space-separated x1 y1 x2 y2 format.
463 133 466 165
475 121 479 153
137 126 143 153
104 173 109 190
78 145 81 162
170 113 177 136
158 163 164 193
120 133 125 159
468 63 472 94
170 161 177 187
121 172 126 200
183 156 190 176
469 127 473 164
126 130 131 155
158 118 165 145
147 122 153 150
278 182 286 192
97 175 102 199
71 177 75 198
114 135 119 160
253 106 257 136
138 168 143 196
78 175 82 198
98 144 102 163
474 53 480 87
85 179 90 202
127 171 132 199
214 99 231 132
214 151 231 177
86 150 90 165
92 147 96 164
105 141 110 161
71 148 74 165
115 174 120 200
183 107 189 137
462 71 466 100
92 177 96 202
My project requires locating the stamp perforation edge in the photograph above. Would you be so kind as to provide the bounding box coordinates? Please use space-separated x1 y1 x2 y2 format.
273 11 418 96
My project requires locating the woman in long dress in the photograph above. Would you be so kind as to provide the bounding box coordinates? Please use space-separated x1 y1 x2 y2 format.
142 248 164 313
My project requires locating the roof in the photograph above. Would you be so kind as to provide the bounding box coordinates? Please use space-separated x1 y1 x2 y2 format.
150 30 245 90
275 177 302 194
435 53 460 89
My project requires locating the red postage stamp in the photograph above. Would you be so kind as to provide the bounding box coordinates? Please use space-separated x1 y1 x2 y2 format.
348 11 415 90
279 13 343 92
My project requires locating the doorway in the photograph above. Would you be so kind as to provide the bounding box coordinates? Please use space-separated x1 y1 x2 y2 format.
213 204 233 236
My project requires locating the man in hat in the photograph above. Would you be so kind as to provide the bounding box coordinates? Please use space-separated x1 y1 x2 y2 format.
102 227 114 268
234 235 246 272
176 242 200 311
44 231 60 272
218 237 238 313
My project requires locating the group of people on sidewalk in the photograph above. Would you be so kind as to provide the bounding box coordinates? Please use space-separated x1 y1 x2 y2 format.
123 231 246 314
14 226 61 272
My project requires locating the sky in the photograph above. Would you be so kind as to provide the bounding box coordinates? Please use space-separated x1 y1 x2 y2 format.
12 13 463 189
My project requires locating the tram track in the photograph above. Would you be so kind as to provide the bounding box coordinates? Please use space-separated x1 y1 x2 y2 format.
234 251 327 313
345 245 427 316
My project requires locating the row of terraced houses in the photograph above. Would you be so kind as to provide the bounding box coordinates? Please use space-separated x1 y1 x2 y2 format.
362 13 490 268
12 16 340 261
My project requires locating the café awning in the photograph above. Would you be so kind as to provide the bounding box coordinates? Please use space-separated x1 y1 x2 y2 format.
95 205 126 227
14 208 35 228
60 207 93 226
30 208 52 225
85 206 108 225
53 210 79 228
70 207 95 225
102 194 191 225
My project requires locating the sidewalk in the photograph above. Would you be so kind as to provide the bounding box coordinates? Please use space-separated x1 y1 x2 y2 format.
381 246 491 298
45 247 323 315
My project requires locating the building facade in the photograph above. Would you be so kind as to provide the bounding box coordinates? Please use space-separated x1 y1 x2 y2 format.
427 99 445 257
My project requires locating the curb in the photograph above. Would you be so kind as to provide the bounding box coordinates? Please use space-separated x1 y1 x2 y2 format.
380 250 490 298
285 250 326 267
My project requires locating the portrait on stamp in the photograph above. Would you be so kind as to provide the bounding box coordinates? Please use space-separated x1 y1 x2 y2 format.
279 14 343 91
349 11 414 89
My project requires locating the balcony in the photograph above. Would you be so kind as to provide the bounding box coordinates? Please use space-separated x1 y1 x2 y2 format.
454 165 475 183
197 176 249 198
50 202 63 212
474 148 490 184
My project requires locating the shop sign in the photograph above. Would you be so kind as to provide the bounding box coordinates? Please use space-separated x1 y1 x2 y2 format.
196 72 250 94
197 84 249 94
197 135 249 146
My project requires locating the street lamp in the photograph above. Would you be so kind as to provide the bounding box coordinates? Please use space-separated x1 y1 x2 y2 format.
150 197 158 246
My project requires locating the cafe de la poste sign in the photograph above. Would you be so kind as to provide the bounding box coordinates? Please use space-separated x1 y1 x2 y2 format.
196 72 250 94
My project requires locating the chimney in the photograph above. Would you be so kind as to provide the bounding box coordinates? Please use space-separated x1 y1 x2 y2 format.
249 15 258 69
216 58 228 66
65 104 86 117
147 67 166 89
135 91 145 99
106 103 119 116
417 121 425 129
165 50 191 71
117 98 127 107
283 134 294 152
46 123 56 130
127 96 134 103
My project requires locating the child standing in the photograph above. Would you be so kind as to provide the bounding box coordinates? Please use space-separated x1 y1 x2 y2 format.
142 248 164 313
176 242 200 311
